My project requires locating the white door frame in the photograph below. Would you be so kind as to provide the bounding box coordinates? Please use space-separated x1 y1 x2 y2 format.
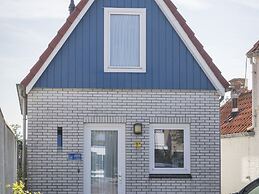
84 123 126 194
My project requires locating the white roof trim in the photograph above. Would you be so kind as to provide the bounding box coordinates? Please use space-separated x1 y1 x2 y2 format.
154 0 225 96
26 0 225 96
26 0 95 94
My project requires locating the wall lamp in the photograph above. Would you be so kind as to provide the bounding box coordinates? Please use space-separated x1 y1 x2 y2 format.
133 123 142 134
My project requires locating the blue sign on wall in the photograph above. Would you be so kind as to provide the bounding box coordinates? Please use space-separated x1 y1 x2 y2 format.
68 153 82 161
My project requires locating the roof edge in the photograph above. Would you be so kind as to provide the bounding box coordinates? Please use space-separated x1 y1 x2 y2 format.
161 0 228 93
247 40 259 58
20 0 91 90
20 0 229 94
221 130 254 138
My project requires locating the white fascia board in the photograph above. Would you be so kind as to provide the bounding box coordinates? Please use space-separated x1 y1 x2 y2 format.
154 0 225 96
25 0 95 94
26 0 225 96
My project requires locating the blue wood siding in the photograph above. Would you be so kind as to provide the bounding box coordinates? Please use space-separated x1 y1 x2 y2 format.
35 0 215 90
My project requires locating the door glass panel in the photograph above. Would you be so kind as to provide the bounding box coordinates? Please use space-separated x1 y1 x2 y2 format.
91 131 118 194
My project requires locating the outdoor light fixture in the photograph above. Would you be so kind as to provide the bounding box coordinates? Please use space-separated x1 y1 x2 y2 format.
133 123 142 134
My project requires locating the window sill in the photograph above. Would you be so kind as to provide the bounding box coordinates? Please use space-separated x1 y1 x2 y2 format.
149 174 192 178
104 67 146 73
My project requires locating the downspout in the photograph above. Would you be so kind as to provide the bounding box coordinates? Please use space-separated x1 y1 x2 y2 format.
247 58 256 131
247 57 257 131
22 92 27 182
17 84 27 182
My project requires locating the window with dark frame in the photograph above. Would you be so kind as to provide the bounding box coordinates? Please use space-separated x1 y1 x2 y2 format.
57 127 63 149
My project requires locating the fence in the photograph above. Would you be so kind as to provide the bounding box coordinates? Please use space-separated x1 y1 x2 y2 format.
0 109 17 194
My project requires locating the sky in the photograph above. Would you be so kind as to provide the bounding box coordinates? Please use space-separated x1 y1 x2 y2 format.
0 0 258 127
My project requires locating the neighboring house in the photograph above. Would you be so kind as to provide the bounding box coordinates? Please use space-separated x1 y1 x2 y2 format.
221 41 259 194
0 109 17 194
17 0 228 193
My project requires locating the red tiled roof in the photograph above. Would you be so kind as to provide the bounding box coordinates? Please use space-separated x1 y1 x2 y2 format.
163 0 229 89
220 91 252 135
247 40 259 57
21 0 229 90
20 0 89 87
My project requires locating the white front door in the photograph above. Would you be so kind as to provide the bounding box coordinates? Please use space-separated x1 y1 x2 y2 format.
84 124 125 194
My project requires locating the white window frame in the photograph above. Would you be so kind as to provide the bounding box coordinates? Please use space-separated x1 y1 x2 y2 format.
104 8 146 73
149 124 191 174
84 123 126 194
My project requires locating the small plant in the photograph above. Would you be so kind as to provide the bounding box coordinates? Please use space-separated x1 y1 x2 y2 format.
7 181 41 194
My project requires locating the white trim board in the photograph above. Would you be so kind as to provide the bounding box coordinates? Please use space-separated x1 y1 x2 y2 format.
154 0 225 96
25 0 95 94
25 0 225 96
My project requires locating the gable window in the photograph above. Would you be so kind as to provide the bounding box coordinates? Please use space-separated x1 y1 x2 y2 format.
104 8 146 72
149 124 190 174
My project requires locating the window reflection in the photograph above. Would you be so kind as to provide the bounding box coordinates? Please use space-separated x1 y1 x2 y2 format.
91 131 118 194
154 129 184 168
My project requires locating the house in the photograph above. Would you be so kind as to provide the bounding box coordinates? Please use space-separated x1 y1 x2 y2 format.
0 108 17 194
221 41 259 194
17 0 228 193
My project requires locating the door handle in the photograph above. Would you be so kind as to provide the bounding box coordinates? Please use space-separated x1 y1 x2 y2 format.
118 175 122 182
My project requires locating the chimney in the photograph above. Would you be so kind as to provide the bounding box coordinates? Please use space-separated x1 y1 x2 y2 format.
69 0 75 14
228 78 248 115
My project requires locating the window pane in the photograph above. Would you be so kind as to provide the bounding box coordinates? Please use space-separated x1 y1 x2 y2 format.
154 129 184 168
248 186 259 194
91 131 118 194
57 127 63 148
110 14 140 67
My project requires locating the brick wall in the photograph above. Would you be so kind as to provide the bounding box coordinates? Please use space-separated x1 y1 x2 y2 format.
27 88 220 194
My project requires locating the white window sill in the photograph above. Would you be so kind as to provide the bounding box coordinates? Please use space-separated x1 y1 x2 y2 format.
149 174 192 178
149 168 190 175
104 66 146 73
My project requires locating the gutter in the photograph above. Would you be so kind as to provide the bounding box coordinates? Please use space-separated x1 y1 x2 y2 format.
16 84 27 181
221 131 255 139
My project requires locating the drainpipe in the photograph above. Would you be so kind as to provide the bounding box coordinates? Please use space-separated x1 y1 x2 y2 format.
247 56 258 131
22 93 27 182
17 84 27 182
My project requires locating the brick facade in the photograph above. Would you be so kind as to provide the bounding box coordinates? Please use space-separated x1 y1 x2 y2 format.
27 88 220 194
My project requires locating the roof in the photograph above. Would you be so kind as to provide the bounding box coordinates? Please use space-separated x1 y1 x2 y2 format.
220 91 252 135
247 40 259 57
21 0 89 88
20 0 229 92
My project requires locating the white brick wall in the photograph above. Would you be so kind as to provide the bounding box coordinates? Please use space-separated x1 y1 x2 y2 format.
27 88 220 194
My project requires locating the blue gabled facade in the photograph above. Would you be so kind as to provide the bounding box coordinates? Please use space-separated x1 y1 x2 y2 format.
35 0 215 90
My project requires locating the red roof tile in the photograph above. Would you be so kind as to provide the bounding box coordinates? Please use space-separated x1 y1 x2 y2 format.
164 0 228 88
21 0 229 90
20 0 89 87
220 91 252 135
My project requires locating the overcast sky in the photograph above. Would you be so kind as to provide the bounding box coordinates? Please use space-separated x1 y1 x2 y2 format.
0 0 258 127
